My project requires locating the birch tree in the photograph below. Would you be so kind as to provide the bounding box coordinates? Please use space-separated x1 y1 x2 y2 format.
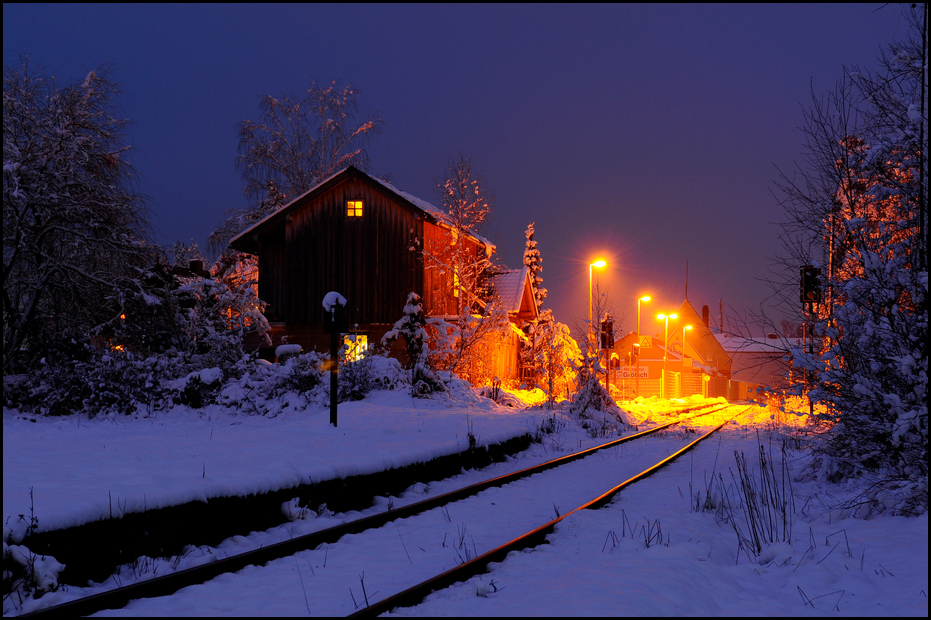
209 80 383 258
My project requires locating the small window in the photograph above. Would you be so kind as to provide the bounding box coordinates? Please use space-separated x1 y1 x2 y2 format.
347 200 363 217
342 334 368 362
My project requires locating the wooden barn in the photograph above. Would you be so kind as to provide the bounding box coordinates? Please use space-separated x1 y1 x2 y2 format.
229 166 530 382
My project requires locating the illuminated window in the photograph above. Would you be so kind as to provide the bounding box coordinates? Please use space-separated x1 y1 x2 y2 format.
347 200 363 217
342 334 368 362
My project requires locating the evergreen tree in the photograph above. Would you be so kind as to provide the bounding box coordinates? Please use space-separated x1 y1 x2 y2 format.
523 222 547 312
383 292 443 396
382 292 429 369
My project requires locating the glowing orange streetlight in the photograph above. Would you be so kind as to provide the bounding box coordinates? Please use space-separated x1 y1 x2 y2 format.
656 312 678 399
588 260 606 348
682 324 693 358
634 295 650 397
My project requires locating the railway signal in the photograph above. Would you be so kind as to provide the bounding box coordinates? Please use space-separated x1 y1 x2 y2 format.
600 316 614 349
800 265 821 305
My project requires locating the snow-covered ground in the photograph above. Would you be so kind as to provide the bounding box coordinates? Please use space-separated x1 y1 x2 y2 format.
3 385 928 616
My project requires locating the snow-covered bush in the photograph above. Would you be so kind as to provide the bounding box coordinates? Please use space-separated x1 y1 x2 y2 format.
337 349 377 402
172 277 269 370
533 311 581 408
2 542 65 608
410 362 448 397
273 352 326 397
2 343 174 416
171 367 224 409
568 349 626 437
365 355 408 392
775 5 927 515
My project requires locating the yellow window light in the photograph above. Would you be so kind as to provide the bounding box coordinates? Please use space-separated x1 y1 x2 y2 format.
347 200 363 217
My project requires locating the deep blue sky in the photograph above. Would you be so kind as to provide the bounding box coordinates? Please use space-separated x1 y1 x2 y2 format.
3 3 908 336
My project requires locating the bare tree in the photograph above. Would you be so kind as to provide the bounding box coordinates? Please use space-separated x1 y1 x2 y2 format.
433 153 493 312
421 154 504 383
534 309 581 408
208 80 383 258
3 59 151 371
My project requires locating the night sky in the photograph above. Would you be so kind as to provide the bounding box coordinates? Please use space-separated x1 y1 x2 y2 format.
2 3 908 337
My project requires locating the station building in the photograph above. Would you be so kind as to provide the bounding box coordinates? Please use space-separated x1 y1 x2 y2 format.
604 299 792 402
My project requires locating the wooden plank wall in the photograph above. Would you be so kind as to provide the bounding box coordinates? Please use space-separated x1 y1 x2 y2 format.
257 177 425 326
422 223 484 317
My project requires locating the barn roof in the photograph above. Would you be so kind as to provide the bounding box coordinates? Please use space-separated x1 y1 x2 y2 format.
488 267 538 323
228 166 495 255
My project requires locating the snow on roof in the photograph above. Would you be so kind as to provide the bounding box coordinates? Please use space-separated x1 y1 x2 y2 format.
368 175 496 252
488 268 529 314
228 167 348 248
230 166 496 253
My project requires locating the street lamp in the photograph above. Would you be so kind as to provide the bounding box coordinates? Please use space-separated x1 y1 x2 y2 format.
682 325 693 358
588 260 606 349
656 312 678 399
635 295 650 398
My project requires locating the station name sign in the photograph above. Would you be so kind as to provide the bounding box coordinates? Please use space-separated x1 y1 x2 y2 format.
615 366 649 379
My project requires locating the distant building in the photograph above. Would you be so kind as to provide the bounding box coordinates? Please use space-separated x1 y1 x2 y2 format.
603 299 790 401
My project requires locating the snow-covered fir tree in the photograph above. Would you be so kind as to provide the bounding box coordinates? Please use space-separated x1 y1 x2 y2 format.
382 292 444 396
523 222 547 312
382 292 429 369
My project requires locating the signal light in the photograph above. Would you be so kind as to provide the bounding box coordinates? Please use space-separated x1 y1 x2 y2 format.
800 266 821 304
600 317 614 349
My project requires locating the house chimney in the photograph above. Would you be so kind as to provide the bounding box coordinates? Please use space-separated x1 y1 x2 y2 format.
702 305 710 327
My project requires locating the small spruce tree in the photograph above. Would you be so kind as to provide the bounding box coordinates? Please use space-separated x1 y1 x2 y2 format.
523 222 547 312
383 292 443 396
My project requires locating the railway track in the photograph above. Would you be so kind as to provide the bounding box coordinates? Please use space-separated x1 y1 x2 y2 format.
19 403 739 617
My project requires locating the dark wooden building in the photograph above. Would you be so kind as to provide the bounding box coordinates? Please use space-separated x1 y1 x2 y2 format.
229 166 494 359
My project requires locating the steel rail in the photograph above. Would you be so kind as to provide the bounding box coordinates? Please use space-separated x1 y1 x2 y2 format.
18 403 729 618
348 416 738 618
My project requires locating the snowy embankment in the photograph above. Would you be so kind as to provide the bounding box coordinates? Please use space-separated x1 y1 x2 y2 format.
3 388 545 535
3 388 928 616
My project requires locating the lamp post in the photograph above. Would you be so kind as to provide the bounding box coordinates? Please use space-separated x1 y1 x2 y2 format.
635 295 650 398
588 260 606 350
682 324 693 358
657 312 677 399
